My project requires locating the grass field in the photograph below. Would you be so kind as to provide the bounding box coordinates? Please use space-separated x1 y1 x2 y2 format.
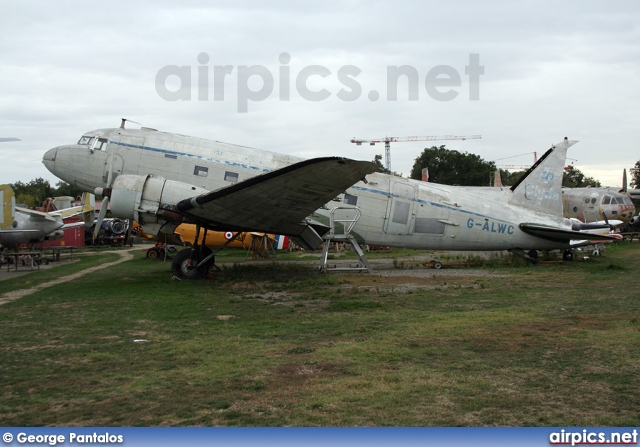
1 243 639 426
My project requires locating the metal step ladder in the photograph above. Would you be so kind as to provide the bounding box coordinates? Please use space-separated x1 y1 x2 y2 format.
318 206 373 273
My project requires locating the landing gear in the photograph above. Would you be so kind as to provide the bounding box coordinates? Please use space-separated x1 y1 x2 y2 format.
146 247 165 259
170 225 244 280
172 246 214 280
562 250 574 261
526 250 538 263
171 224 214 280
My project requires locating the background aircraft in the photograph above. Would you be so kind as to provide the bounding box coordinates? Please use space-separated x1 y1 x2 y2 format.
42 121 617 279
0 185 94 250
562 169 636 227
495 167 636 229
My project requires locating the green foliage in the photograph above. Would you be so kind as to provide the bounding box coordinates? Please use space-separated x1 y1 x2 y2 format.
9 178 83 208
499 165 602 189
562 165 601 188
498 169 526 186
10 178 55 207
373 154 390 174
410 145 496 186
53 181 84 199
630 160 640 189
372 154 401 176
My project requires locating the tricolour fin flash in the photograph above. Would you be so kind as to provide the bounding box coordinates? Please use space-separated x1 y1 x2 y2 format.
508 138 578 216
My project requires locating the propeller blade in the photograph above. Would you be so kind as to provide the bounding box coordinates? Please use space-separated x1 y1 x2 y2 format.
622 169 628 193
602 211 611 229
93 155 115 242
93 196 109 242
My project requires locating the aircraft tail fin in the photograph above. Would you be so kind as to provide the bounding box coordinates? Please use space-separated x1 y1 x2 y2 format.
1 184 16 230
53 192 96 223
81 192 96 227
508 138 577 216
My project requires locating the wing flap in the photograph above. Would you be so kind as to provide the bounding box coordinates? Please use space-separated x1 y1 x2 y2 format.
176 157 376 245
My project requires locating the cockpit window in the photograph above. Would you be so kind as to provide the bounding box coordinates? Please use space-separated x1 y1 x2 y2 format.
602 195 611 205
78 136 108 151
623 196 633 205
91 138 108 151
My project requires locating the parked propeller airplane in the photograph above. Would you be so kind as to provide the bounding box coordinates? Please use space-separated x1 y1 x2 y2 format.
42 120 617 280
0 185 94 249
561 169 636 227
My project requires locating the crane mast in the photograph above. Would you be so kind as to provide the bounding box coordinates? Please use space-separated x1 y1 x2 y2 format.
350 135 482 172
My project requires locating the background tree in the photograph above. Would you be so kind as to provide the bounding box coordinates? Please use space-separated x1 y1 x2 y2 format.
53 181 84 199
373 154 391 174
561 166 601 188
9 178 83 208
498 165 601 188
630 160 640 189
410 145 496 186
10 178 55 208
499 169 526 186
372 154 402 176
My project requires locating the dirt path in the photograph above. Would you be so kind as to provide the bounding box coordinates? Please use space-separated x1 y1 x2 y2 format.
0 248 137 306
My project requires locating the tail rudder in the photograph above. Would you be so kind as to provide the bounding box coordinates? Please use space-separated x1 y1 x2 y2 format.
508 137 577 216
1 184 16 230
81 192 96 227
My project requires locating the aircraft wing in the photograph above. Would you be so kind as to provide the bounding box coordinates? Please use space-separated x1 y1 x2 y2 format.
176 157 377 249
519 223 621 243
15 207 62 223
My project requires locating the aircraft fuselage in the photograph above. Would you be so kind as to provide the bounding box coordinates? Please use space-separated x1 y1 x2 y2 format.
43 126 578 252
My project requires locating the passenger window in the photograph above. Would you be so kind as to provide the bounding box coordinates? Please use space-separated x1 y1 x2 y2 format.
415 217 445 235
224 171 239 183
392 202 410 224
194 166 209 177
344 193 358 206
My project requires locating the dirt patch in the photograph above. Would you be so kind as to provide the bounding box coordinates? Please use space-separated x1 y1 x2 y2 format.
0 248 138 306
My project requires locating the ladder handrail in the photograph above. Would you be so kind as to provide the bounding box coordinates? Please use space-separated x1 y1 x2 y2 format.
328 206 361 238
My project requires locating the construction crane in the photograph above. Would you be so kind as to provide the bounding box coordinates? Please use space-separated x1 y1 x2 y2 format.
350 135 482 172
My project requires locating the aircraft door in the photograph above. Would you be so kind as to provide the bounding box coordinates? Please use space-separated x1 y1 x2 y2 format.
384 181 417 234
102 136 147 186
103 153 125 186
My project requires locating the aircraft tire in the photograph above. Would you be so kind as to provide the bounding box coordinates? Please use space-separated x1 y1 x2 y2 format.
146 248 160 259
172 247 213 280
562 250 574 261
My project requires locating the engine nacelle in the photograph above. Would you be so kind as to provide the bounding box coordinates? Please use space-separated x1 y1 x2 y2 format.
107 174 209 225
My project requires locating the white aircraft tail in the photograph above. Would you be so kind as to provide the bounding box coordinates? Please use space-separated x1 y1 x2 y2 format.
508 138 577 216
1 184 16 230
51 192 96 224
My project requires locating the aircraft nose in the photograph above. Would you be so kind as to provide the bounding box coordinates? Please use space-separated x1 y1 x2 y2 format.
42 146 59 173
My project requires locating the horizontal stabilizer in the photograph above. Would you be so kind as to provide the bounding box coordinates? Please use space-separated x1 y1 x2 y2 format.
519 223 620 243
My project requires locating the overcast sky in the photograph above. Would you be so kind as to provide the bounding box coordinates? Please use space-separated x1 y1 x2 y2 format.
1 1 638 188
